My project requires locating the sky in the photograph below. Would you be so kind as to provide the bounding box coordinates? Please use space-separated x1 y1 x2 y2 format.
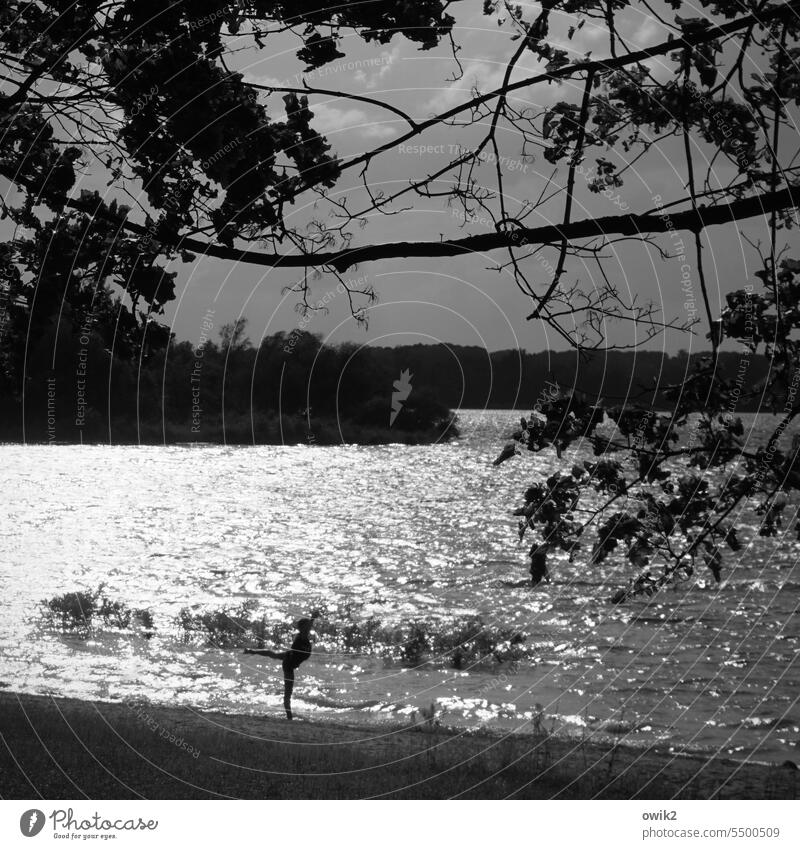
14 1 799 356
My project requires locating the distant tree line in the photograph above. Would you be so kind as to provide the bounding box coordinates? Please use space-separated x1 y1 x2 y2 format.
1 312 774 445
0 318 458 444
365 345 775 411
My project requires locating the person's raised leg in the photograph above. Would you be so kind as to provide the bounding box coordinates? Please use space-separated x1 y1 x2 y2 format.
263 650 286 660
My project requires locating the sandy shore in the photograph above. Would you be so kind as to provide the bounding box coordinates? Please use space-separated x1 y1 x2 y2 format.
0 691 797 799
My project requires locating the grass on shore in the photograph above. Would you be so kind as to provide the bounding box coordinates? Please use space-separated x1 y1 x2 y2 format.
1 692 797 800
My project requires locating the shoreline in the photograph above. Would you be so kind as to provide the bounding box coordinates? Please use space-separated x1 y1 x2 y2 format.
1 692 797 799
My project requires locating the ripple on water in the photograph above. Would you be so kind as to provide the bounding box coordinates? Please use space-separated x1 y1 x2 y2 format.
1 411 798 761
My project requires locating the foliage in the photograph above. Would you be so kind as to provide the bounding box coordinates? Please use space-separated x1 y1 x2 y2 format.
0 1 455 398
178 601 271 648
42 585 152 631
178 605 526 668
1 1 797 369
497 252 800 600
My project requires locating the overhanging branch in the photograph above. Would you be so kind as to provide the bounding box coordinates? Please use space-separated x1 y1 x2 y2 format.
161 187 798 273
14 171 792 275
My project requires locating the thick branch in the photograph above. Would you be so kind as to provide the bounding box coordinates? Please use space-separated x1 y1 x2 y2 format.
6 180 796 277
157 187 796 272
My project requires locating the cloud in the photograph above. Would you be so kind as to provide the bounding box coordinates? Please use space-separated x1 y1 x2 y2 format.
308 102 399 140
632 19 666 47
236 72 399 140
424 60 508 113
352 47 401 89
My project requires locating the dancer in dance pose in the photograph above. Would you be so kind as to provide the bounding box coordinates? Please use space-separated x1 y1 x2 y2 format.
244 612 318 720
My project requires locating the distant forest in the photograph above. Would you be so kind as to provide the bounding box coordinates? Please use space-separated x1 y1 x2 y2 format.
366 344 773 411
1 319 773 444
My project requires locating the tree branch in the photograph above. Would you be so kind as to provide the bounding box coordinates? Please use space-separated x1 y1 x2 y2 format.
330 0 800 180
156 186 796 273
11 157 793 276
529 68 595 319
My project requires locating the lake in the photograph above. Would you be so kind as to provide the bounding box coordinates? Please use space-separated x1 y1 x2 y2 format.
1 410 798 763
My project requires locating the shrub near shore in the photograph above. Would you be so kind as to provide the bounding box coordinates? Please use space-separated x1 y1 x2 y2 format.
41 590 524 668
178 603 526 667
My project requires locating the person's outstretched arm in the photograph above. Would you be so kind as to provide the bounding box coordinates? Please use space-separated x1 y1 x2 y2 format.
243 648 286 659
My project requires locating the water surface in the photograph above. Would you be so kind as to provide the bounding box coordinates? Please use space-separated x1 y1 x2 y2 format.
1 411 798 762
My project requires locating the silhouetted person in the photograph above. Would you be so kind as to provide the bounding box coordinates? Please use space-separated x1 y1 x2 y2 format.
244 613 318 720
